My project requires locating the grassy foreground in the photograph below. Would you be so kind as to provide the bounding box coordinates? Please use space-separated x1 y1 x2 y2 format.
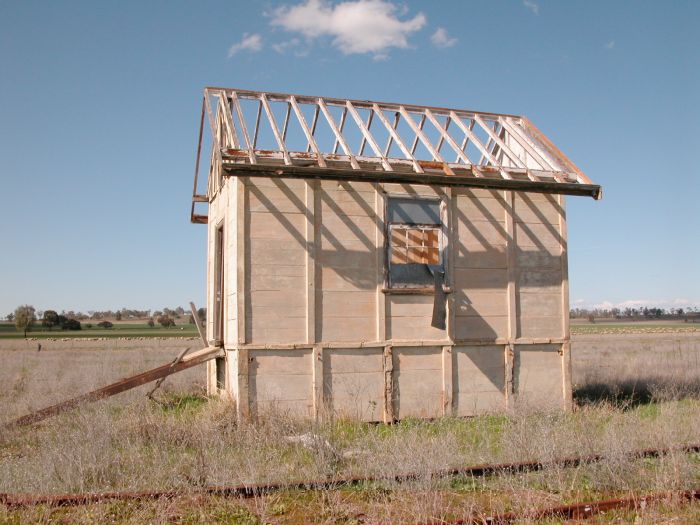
1 335 699 523
2 391 700 524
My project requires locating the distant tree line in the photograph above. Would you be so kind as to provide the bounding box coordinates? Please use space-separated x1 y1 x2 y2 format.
4 305 207 337
5 306 206 322
570 306 698 321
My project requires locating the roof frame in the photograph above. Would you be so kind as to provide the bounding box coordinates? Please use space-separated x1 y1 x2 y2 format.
191 87 601 223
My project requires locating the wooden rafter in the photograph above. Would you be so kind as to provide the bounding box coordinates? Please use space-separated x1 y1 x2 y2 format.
399 107 455 176
318 99 360 169
373 104 423 173
230 91 256 165
260 93 292 166
290 95 327 168
347 101 392 171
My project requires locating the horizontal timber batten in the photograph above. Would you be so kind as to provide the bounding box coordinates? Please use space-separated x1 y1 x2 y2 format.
230 338 568 351
221 163 602 199
205 85 525 120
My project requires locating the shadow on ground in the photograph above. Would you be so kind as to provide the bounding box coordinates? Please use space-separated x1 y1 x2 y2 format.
574 377 700 408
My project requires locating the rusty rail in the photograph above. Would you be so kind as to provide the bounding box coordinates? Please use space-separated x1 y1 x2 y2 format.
5 346 223 429
416 488 700 524
2 488 698 524
2 444 698 509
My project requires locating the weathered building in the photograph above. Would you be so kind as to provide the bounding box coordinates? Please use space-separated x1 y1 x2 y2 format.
190 88 601 422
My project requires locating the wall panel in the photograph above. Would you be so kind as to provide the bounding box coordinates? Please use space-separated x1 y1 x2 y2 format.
514 344 563 409
324 348 384 421
249 349 313 417
395 346 443 418
454 345 505 415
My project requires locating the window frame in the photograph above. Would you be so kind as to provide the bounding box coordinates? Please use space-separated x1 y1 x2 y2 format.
384 194 449 292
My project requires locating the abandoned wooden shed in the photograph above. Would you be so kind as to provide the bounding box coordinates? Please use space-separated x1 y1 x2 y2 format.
190 87 601 422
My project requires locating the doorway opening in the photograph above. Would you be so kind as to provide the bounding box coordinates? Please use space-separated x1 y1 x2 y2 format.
213 224 224 345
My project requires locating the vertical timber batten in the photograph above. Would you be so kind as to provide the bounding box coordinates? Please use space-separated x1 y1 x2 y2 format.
444 188 456 417
236 177 249 419
504 190 517 410
442 345 453 416
305 181 317 344
236 177 246 345
375 184 387 342
383 345 395 422
447 189 457 343
312 344 324 420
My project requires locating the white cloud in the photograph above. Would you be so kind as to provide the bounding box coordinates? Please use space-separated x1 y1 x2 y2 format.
270 0 426 58
431 27 457 48
605 40 615 49
523 0 539 15
228 33 263 57
272 37 302 53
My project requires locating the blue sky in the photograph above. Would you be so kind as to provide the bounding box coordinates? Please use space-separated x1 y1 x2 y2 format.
1 0 698 316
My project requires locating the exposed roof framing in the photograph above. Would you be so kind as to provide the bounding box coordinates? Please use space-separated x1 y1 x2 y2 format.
191 87 601 223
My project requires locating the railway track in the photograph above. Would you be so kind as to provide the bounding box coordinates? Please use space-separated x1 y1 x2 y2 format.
2 442 698 511
3 487 698 524
417 489 700 524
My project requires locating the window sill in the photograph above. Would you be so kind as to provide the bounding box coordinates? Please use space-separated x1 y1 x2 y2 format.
382 287 453 295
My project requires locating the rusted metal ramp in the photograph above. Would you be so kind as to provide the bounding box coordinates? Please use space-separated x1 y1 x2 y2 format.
6 345 224 429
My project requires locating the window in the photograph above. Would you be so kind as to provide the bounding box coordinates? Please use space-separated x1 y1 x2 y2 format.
387 196 445 289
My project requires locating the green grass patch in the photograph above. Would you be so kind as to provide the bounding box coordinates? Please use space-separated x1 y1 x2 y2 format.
153 393 209 415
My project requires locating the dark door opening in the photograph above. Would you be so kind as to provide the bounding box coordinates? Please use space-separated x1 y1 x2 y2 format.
213 224 224 346
215 357 226 391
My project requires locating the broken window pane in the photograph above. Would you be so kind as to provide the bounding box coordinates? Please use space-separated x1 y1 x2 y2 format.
387 196 444 288
387 197 441 225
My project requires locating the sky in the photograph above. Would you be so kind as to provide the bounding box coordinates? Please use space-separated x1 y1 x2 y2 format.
0 0 698 316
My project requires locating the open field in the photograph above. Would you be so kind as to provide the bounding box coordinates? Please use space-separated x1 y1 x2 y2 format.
1 332 699 523
3 319 696 339
570 318 699 335
573 332 700 403
0 321 198 339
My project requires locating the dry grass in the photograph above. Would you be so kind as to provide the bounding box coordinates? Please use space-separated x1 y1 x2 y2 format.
0 345 201 422
572 332 700 407
1 395 699 523
3 494 700 525
1 339 700 523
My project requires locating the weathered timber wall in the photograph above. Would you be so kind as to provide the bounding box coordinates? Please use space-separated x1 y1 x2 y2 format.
205 176 569 421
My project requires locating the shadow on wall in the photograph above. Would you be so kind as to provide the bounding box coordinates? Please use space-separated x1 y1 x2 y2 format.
246 179 564 295
242 179 566 408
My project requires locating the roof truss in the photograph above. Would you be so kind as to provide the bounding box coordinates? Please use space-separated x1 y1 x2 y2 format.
191 87 600 223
